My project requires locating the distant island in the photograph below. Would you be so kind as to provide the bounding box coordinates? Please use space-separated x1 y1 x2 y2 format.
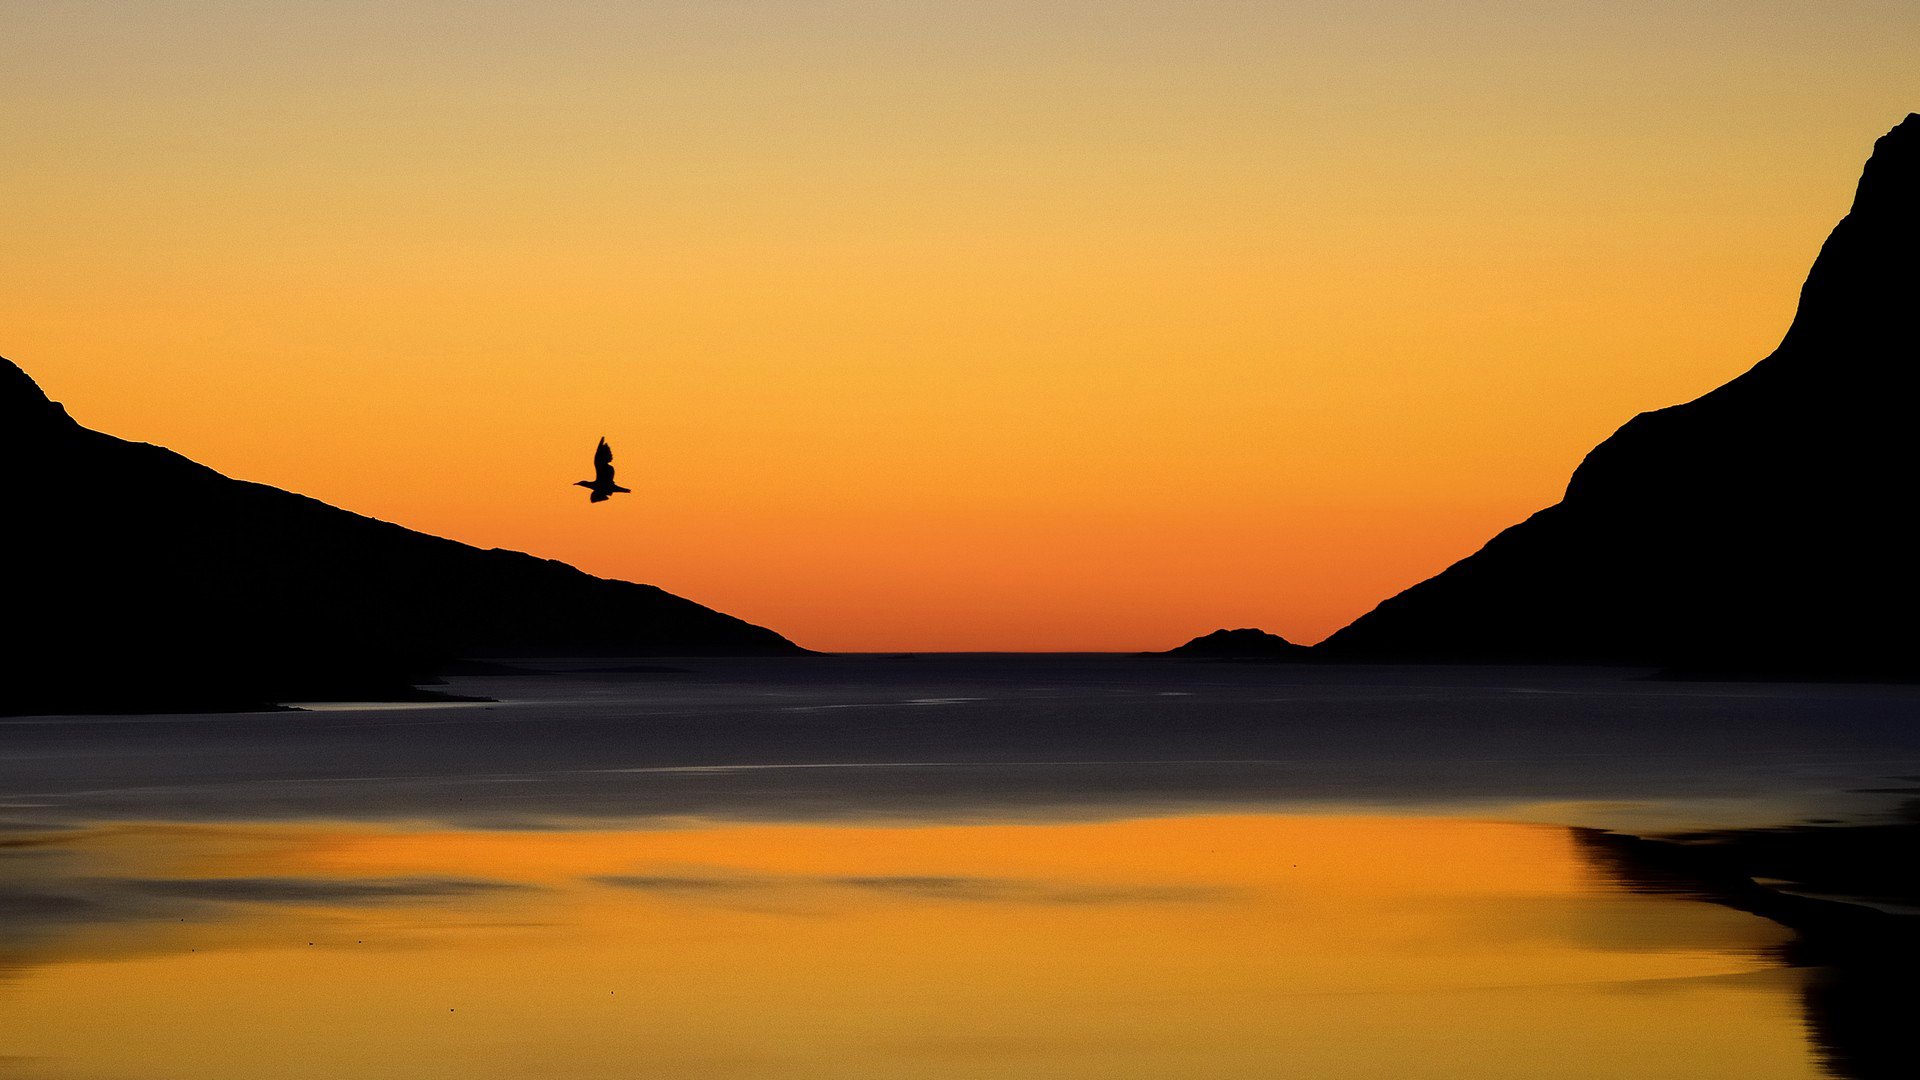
2 359 803 714
1159 628 1309 660
1319 113 1920 680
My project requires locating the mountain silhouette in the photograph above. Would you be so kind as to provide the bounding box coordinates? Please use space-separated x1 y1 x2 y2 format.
1160 627 1309 660
1321 114 1920 676
2 359 803 713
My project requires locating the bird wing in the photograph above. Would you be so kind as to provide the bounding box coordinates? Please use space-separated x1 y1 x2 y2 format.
593 438 616 485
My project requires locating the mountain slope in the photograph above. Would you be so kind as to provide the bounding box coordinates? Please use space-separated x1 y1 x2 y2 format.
3 359 803 712
1321 114 1920 675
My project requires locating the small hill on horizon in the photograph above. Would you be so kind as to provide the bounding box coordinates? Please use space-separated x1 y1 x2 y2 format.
1319 113 1920 677
1159 628 1309 660
2 359 803 714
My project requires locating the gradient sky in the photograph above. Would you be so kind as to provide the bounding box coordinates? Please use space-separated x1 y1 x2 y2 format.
4 2 1914 651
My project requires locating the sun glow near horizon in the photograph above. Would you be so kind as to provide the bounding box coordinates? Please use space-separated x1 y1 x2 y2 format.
5 1 1914 650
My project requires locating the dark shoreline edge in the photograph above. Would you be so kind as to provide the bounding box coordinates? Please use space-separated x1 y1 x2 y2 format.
1577 826 1920 960
1583 817 1920 1080
1578 818 1920 1079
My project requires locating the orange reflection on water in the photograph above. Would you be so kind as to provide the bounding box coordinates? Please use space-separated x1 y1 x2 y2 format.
0 816 1815 1079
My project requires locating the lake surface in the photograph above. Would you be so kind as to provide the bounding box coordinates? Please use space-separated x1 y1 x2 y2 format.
4 657 1918 1077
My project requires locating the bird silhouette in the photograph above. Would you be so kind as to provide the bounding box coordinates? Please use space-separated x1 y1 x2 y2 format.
574 437 632 503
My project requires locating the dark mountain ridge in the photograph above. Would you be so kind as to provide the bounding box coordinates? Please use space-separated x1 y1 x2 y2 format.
3 359 803 713
1320 114 1920 676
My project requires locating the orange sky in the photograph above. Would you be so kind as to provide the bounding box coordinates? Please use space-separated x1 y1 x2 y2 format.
4 2 1914 650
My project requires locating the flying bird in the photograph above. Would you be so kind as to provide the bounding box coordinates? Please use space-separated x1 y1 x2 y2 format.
575 437 632 503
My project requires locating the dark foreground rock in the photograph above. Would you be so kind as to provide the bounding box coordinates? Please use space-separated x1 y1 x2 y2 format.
2 358 804 714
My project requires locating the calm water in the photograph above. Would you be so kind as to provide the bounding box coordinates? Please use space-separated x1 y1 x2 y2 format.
4 658 1918 1078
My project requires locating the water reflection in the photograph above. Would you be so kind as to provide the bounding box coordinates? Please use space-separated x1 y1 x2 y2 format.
0 815 1819 1079
1577 829 1920 1080
1801 966 1920 1080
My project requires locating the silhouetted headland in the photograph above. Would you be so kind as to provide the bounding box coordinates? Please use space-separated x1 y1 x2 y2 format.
1319 114 1920 679
2 359 804 714
1158 627 1309 660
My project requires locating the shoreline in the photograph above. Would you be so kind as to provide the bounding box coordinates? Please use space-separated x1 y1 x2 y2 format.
1581 819 1920 1080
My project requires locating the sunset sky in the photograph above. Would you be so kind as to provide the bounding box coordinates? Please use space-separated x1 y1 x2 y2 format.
5 2 1914 651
